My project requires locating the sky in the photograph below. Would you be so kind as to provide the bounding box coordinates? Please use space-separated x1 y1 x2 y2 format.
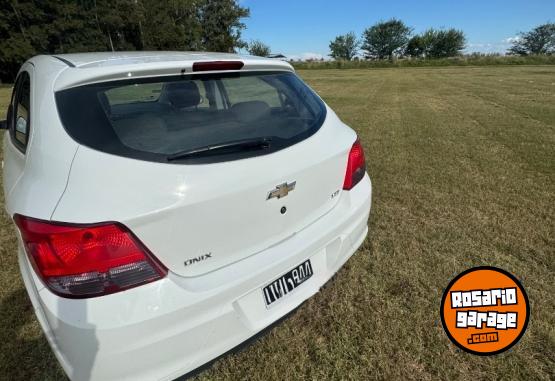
238 0 555 60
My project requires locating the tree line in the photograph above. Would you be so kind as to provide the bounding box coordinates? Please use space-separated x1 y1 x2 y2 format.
329 19 465 61
0 0 249 82
329 19 555 61
1 2 553 81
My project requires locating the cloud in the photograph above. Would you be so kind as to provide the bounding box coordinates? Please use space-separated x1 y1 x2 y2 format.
503 36 521 44
465 43 506 53
286 52 327 61
466 36 522 54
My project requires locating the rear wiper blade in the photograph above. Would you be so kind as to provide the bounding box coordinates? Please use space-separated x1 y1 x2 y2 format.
167 137 272 161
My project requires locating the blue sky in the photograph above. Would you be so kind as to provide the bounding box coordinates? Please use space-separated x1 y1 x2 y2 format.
239 0 555 59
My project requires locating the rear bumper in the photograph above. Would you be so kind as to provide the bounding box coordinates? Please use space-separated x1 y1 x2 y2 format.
19 175 372 381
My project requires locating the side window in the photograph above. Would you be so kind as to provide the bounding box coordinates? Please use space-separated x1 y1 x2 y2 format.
221 76 281 108
105 83 162 105
11 72 31 152
196 81 211 109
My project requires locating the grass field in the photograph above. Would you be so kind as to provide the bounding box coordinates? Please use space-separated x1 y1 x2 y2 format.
1 66 554 380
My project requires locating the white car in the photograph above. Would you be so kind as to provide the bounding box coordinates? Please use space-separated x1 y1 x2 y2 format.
1 52 371 381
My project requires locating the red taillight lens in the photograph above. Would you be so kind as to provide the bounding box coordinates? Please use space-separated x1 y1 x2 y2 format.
343 138 366 190
192 61 244 72
14 215 167 298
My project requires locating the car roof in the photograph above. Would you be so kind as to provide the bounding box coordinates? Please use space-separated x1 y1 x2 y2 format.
50 51 276 68
26 51 294 91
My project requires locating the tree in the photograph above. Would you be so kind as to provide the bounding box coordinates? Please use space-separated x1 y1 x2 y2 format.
91 0 145 51
199 0 250 52
329 32 360 60
0 0 107 81
0 0 251 82
429 29 465 58
140 0 203 51
407 28 465 58
247 40 270 57
508 23 555 55
361 18 411 60
406 35 427 58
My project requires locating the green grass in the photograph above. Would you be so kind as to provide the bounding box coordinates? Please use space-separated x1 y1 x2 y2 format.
1 66 554 380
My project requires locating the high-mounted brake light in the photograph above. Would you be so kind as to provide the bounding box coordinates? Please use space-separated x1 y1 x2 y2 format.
343 138 366 190
192 61 244 72
13 215 167 298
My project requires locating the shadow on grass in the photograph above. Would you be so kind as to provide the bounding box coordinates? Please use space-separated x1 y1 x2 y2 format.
0 288 66 380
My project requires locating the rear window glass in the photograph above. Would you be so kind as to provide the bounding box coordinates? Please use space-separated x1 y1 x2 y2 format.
55 71 326 163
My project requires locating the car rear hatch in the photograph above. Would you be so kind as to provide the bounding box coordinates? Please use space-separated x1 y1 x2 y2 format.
52 64 357 277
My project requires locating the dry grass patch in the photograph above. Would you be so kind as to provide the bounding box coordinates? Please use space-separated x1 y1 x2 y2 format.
0 66 554 380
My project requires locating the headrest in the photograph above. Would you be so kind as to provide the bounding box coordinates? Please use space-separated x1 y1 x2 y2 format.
165 81 200 109
231 101 270 123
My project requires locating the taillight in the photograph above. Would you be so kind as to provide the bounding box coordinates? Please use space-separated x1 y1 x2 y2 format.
192 61 244 72
13 215 167 298
343 138 366 190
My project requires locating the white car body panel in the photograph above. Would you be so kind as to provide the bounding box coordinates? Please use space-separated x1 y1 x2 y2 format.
3 52 372 381
20 175 370 381
52 106 354 277
3 58 80 220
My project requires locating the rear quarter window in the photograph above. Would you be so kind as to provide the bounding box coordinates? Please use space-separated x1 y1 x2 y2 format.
56 71 326 164
10 72 31 152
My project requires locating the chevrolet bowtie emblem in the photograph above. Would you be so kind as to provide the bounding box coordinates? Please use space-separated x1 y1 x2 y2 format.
267 181 296 200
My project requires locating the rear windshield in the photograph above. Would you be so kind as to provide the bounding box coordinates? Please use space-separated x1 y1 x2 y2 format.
56 71 326 163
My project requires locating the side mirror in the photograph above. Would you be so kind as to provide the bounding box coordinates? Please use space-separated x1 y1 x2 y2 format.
0 120 7 130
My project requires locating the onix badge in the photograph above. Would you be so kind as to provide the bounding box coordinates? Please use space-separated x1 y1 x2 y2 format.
267 181 296 200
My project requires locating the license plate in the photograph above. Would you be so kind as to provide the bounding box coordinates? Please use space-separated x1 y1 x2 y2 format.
263 260 313 307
